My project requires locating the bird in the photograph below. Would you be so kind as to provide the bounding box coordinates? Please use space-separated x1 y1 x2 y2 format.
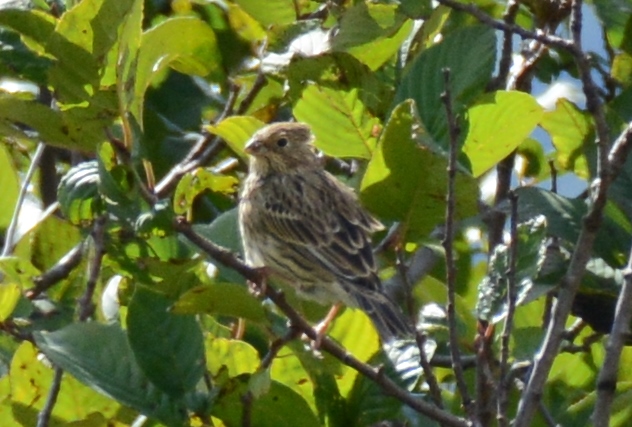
238 121 413 341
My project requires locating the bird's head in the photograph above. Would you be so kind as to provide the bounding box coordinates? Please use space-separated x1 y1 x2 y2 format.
245 122 320 174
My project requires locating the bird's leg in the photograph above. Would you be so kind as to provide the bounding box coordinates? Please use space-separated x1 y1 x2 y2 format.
311 303 341 349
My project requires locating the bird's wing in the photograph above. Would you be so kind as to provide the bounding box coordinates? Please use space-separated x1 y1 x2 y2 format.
253 171 383 290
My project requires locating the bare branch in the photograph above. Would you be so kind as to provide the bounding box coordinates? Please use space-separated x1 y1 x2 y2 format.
78 217 107 322
435 0 575 53
497 192 519 427
36 366 63 427
515 121 632 426
440 68 474 417
592 247 632 426
174 218 471 427
28 243 84 299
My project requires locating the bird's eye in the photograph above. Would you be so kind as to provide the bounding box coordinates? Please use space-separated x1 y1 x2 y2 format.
276 138 288 147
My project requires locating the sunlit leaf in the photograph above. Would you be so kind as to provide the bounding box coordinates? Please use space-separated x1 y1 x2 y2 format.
463 91 544 177
540 98 593 178
207 116 266 158
293 83 380 159
172 282 266 322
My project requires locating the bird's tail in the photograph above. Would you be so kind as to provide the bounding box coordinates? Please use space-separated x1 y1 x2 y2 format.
354 292 414 342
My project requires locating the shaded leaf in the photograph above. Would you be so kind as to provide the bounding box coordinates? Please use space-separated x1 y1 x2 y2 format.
34 323 187 425
361 100 479 240
394 25 496 146
127 286 205 398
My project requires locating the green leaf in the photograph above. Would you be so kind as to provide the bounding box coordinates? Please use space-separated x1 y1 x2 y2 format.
0 284 20 322
205 337 260 377
328 309 379 398
613 52 632 86
346 353 408 426
0 144 19 230
30 215 82 272
293 83 380 159
9 342 123 424
190 209 245 285
360 100 479 240
0 97 77 148
0 257 41 289
540 98 593 178
394 25 496 146
173 168 238 215
332 3 413 70
593 0 632 52
287 52 392 116
0 9 56 56
463 91 544 177
127 286 205 398
33 322 187 425
234 0 296 27
212 374 320 427
516 187 631 268
132 17 222 126
57 161 103 226
172 282 267 323
475 216 548 322
207 116 266 158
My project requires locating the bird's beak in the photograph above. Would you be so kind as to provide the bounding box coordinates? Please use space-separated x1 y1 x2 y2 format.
244 139 265 155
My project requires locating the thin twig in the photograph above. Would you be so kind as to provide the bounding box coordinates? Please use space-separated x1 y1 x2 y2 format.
497 192 519 427
173 218 471 427
241 391 253 427
514 0 619 421
435 0 576 53
2 142 46 257
27 243 84 299
155 74 267 199
592 249 632 426
36 366 63 427
400 246 445 413
515 121 632 426
490 0 520 90
415 331 445 409
77 217 106 322
236 72 267 115
440 68 473 416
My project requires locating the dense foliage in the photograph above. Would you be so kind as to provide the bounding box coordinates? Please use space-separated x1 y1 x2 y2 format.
0 0 631 426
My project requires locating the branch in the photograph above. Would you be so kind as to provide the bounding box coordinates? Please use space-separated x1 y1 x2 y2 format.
440 68 473 417
36 366 63 427
497 192 519 427
155 75 267 198
2 142 46 257
515 121 632 427
77 217 106 321
173 218 471 427
28 243 84 299
434 0 575 53
592 243 632 425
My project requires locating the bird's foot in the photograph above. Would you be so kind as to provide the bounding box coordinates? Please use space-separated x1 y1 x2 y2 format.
247 267 270 298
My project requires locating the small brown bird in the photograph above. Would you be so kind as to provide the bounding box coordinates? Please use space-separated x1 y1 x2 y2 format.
238 121 412 341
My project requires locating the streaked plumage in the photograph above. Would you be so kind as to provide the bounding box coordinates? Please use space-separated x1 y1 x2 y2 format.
238 122 412 340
